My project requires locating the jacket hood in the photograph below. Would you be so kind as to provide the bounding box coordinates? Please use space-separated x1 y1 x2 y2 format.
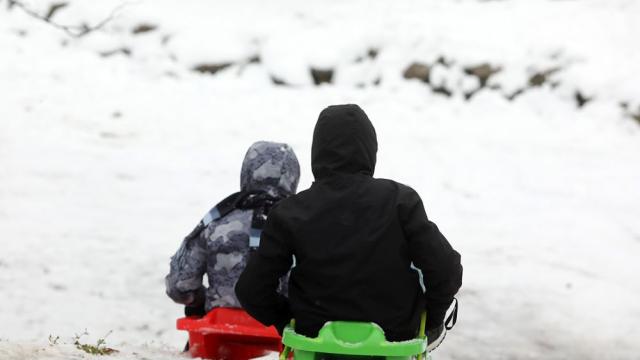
240 141 300 197
311 104 378 179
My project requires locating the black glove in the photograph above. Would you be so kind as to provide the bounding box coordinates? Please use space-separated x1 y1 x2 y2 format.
184 303 206 317
184 287 206 317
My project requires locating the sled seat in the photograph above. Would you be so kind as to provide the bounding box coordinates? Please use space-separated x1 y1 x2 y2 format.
177 307 281 360
281 321 427 360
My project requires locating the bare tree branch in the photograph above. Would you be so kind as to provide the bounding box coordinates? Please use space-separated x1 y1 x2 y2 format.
6 0 127 38
45 2 68 21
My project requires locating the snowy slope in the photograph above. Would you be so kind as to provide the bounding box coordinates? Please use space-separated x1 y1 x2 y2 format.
1 0 640 359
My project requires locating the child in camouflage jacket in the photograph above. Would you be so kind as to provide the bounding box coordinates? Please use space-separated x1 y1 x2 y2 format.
165 141 300 316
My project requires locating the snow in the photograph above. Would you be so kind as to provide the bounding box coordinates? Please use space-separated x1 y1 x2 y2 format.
1 0 639 359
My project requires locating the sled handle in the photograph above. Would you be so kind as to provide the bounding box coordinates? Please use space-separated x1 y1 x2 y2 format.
417 311 427 360
279 319 295 360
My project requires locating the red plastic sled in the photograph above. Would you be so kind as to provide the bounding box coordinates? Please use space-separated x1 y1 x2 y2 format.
177 307 282 360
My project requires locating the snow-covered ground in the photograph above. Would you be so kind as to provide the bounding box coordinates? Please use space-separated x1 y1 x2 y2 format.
1 0 639 359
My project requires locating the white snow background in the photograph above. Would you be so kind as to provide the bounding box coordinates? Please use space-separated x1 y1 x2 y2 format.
1 0 639 359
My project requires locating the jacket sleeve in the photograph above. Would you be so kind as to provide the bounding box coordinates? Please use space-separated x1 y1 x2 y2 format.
165 228 207 308
398 185 463 329
235 207 293 333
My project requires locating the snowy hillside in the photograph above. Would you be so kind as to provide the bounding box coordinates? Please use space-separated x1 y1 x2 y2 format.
1 0 639 359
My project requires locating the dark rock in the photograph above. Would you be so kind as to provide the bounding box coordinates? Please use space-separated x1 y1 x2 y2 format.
464 90 479 101
132 23 157 35
403 62 430 83
367 48 379 60
464 63 501 87
529 67 560 87
355 48 380 63
529 73 546 87
506 88 525 101
436 56 453 67
432 86 452 97
270 75 288 86
248 55 261 64
310 67 334 85
193 63 232 75
574 90 593 108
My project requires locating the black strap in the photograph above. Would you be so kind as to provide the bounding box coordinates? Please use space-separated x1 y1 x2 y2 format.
184 190 283 247
445 297 458 330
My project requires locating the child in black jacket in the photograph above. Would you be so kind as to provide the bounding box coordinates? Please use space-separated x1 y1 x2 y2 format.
236 104 462 351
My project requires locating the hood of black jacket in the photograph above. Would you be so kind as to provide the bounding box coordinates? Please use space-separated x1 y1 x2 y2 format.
311 104 378 179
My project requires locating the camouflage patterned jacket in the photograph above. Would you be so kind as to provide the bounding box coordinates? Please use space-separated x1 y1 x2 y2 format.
165 141 300 311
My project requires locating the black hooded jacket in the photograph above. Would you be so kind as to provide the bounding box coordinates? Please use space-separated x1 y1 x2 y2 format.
235 104 462 341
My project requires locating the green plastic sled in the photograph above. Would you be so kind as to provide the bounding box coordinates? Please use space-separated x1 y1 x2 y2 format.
280 319 428 360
